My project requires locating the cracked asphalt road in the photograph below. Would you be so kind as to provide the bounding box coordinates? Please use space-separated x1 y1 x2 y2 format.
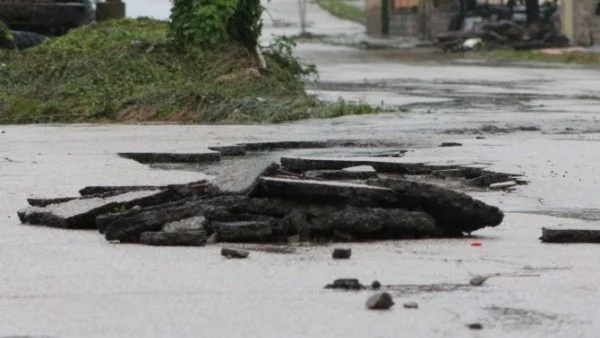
2 1 600 337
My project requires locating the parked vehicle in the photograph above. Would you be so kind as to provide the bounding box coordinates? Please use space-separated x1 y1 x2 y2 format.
0 0 94 36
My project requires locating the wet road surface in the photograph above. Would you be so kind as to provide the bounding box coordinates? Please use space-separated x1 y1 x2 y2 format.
2 1 600 337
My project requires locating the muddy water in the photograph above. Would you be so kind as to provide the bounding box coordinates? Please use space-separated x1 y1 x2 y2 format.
2 1 600 338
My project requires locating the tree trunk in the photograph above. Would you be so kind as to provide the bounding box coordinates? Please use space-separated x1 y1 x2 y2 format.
298 0 307 34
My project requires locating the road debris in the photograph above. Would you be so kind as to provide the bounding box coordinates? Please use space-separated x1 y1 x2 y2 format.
163 216 207 233
139 230 207 246
540 228 600 243
440 142 463 147
325 278 365 290
366 292 395 310
221 247 250 258
16 145 513 247
469 275 494 286
403 301 419 309
118 151 221 164
490 181 518 190
332 248 352 259
436 2 566 53
467 323 483 330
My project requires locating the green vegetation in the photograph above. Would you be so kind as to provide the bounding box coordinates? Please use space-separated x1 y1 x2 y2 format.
168 0 262 51
314 0 366 25
486 49 600 66
0 20 13 43
0 18 378 123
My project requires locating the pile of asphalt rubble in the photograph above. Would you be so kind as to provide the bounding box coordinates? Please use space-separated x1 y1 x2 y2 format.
17 140 524 247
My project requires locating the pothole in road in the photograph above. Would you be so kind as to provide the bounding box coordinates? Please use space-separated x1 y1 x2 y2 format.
16 138 529 248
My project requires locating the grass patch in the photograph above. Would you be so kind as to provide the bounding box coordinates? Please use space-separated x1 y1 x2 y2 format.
314 0 365 25
485 49 600 66
0 18 378 124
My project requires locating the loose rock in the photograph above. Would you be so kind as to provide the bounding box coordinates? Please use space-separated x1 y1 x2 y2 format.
332 248 352 259
366 292 395 310
469 275 492 286
221 247 250 258
403 301 419 309
371 281 381 290
325 278 365 290
139 230 207 246
467 323 483 330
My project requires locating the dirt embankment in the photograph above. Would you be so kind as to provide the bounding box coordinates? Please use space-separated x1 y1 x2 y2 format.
0 18 377 124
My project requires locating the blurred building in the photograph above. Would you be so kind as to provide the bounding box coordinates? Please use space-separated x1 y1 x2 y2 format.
366 0 600 46
561 0 600 45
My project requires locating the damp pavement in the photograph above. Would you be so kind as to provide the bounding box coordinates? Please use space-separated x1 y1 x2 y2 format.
2 2 600 338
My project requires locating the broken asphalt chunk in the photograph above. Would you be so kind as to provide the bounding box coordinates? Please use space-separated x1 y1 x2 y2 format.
139 230 207 246
221 247 250 258
489 181 518 190
540 228 600 243
27 196 80 207
253 177 398 207
332 248 352 259
213 221 273 242
102 198 215 241
162 216 207 232
325 278 365 290
79 180 209 197
322 207 438 239
303 165 377 180
281 156 444 175
208 145 247 156
208 159 279 195
366 178 503 235
440 142 463 147
118 151 220 164
18 190 173 230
